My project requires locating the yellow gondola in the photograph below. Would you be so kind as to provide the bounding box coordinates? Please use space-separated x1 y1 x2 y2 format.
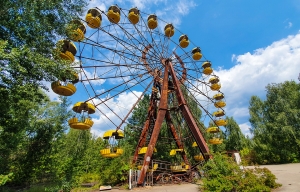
164 24 174 37
66 20 86 41
100 130 124 158
103 130 124 139
215 119 227 126
68 101 95 130
107 5 121 24
214 100 226 108
202 61 213 75
170 163 189 173
213 93 224 100
68 117 94 130
206 127 220 133
147 14 158 29
137 147 158 171
128 8 139 24
213 110 225 117
194 155 204 161
85 8 102 28
192 47 202 60
209 138 223 145
192 141 198 147
210 83 221 91
179 35 189 48
72 102 96 114
170 149 184 156
209 76 220 84
138 147 157 154
56 40 77 62
191 142 205 161
100 148 124 158
51 73 79 96
169 149 189 173
51 81 76 96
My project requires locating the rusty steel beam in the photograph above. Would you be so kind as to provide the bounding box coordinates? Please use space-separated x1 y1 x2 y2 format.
173 52 187 84
132 93 157 164
167 60 211 160
165 111 189 165
137 63 169 185
142 45 154 76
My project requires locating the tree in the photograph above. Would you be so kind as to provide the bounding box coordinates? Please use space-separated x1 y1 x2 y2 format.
224 116 246 151
0 0 86 186
249 81 300 164
1 0 86 52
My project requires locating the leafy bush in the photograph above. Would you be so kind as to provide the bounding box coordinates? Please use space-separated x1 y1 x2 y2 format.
77 173 100 184
200 153 281 192
0 173 13 186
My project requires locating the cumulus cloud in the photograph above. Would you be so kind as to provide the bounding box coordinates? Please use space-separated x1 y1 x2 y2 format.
90 91 143 137
215 32 300 134
239 122 251 137
84 0 197 27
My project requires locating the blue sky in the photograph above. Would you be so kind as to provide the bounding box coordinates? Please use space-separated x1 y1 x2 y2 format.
47 0 300 137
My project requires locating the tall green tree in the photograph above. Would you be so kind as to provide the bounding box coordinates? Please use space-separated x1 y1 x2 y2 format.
249 81 300 164
224 116 246 151
0 0 86 186
1 0 85 52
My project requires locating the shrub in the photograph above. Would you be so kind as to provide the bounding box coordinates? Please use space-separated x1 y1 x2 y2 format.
200 153 281 192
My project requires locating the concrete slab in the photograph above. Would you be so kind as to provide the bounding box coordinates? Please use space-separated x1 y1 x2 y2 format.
246 163 300 192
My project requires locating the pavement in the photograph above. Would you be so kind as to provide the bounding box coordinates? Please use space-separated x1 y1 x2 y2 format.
248 163 300 192
110 183 199 192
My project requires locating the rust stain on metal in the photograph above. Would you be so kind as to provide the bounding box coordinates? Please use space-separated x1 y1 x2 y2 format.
168 60 211 160
137 63 169 185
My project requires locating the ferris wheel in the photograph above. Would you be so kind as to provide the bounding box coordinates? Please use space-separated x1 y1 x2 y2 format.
51 5 227 185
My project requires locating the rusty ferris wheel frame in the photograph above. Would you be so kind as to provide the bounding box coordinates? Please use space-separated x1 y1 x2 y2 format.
66 6 226 186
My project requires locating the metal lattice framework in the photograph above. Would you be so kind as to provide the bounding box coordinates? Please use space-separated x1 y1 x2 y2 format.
52 5 227 186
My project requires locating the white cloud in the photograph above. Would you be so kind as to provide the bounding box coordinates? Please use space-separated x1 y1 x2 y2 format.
239 122 252 137
90 90 143 137
84 0 197 28
155 0 197 27
231 54 236 62
176 0 197 16
215 32 300 134
285 21 293 29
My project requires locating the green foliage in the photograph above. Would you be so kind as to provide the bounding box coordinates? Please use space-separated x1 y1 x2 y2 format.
0 173 13 186
0 0 86 52
249 81 300 164
224 116 246 151
201 153 281 192
0 0 86 187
